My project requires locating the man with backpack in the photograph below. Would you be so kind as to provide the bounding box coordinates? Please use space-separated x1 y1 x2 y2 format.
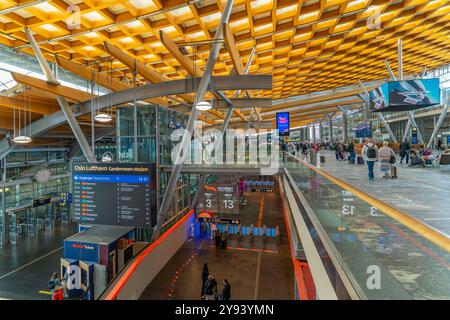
362 139 379 181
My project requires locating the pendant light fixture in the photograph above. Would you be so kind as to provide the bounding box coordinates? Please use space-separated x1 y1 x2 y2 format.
95 61 112 123
195 101 212 111
13 89 32 144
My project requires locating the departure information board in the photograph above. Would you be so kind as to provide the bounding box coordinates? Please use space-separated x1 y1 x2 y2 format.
198 184 239 215
72 163 156 227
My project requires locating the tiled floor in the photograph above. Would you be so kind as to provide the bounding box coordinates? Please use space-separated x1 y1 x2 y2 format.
318 151 450 236
0 223 77 300
140 192 294 300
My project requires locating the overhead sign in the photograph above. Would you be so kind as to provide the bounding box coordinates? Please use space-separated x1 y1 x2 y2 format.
72 163 156 228
276 112 290 136
370 78 440 112
32 196 51 207
198 183 239 215
354 122 372 138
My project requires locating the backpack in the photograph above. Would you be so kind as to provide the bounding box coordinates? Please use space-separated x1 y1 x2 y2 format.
367 146 376 158
48 279 56 290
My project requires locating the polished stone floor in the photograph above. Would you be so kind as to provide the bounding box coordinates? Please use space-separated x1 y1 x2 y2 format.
140 192 294 300
318 151 450 236
0 223 76 300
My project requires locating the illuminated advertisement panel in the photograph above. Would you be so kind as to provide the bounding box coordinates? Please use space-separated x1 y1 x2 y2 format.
369 83 389 111
389 78 440 108
276 112 290 136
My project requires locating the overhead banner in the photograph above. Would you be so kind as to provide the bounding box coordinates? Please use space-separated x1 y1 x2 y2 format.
276 112 290 136
370 78 440 112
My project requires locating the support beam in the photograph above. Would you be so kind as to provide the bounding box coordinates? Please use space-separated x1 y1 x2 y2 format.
328 115 334 141
152 0 234 241
104 41 227 122
338 106 348 141
25 27 96 162
427 93 449 148
11 72 93 102
0 96 58 115
55 56 166 106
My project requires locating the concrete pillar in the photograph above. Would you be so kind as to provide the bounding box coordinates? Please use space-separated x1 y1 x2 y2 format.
319 122 323 141
342 113 348 142
329 117 333 142
312 124 316 142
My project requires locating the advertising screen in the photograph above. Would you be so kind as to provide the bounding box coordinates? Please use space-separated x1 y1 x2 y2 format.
369 83 389 111
388 78 440 108
276 112 290 136
72 163 156 227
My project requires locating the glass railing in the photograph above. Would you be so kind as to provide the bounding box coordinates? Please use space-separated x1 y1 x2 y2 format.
283 153 450 300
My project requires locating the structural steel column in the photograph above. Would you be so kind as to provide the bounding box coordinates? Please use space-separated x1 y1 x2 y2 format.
25 28 96 162
319 122 323 141
328 117 333 141
153 0 234 241
1 158 8 245
427 94 449 148
338 106 348 142
312 124 316 142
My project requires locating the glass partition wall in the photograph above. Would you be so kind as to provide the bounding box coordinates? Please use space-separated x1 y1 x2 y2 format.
117 104 199 240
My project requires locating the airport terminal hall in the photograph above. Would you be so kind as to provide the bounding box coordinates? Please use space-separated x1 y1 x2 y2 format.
0 0 449 309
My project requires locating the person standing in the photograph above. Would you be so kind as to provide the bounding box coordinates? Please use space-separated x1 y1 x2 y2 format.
378 141 396 178
220 279 231 300
362 139 379 181
204 275 218 300
399 139 411 164
48 272 62 300
438 139 443 151
201 263 209 299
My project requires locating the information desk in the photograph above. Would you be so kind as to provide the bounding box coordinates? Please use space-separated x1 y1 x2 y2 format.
62 225 136 299
72 163 156 227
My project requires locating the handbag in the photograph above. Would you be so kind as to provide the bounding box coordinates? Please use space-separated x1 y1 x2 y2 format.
389 155 396 164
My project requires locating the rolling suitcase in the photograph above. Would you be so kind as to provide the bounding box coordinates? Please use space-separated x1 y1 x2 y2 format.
357 156 364 165
320 155 325 164
390 165 398 179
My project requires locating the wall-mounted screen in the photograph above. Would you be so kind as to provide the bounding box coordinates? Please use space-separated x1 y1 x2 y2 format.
369 83 389 111
276 112 290 136
72 163 156 227
389 78 440 108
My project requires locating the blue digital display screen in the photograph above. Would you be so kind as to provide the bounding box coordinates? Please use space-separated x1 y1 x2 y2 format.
369 83 389 110
389 78 440 107
73 174 149 184
276 112 290 136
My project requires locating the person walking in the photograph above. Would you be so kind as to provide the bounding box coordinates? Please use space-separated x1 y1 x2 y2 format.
220 279 231 300
347 140 356 164
362 139 379 181
399 139 411 164
378 141 396 178
204 275 218 300
201 263 209 299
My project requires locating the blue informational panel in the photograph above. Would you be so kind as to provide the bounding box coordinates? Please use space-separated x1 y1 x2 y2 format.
72 163 156 227
64 241 99 263
389 78 440 107
354 122 372 138
411 127 418 145
276 112 290 136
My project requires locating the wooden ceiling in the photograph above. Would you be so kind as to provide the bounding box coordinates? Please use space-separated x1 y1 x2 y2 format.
0 0 449 133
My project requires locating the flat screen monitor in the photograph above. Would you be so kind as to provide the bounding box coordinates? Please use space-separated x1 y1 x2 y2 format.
72 163 156 228
388 78 440 109
276 112 290 136
369 83 389 111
